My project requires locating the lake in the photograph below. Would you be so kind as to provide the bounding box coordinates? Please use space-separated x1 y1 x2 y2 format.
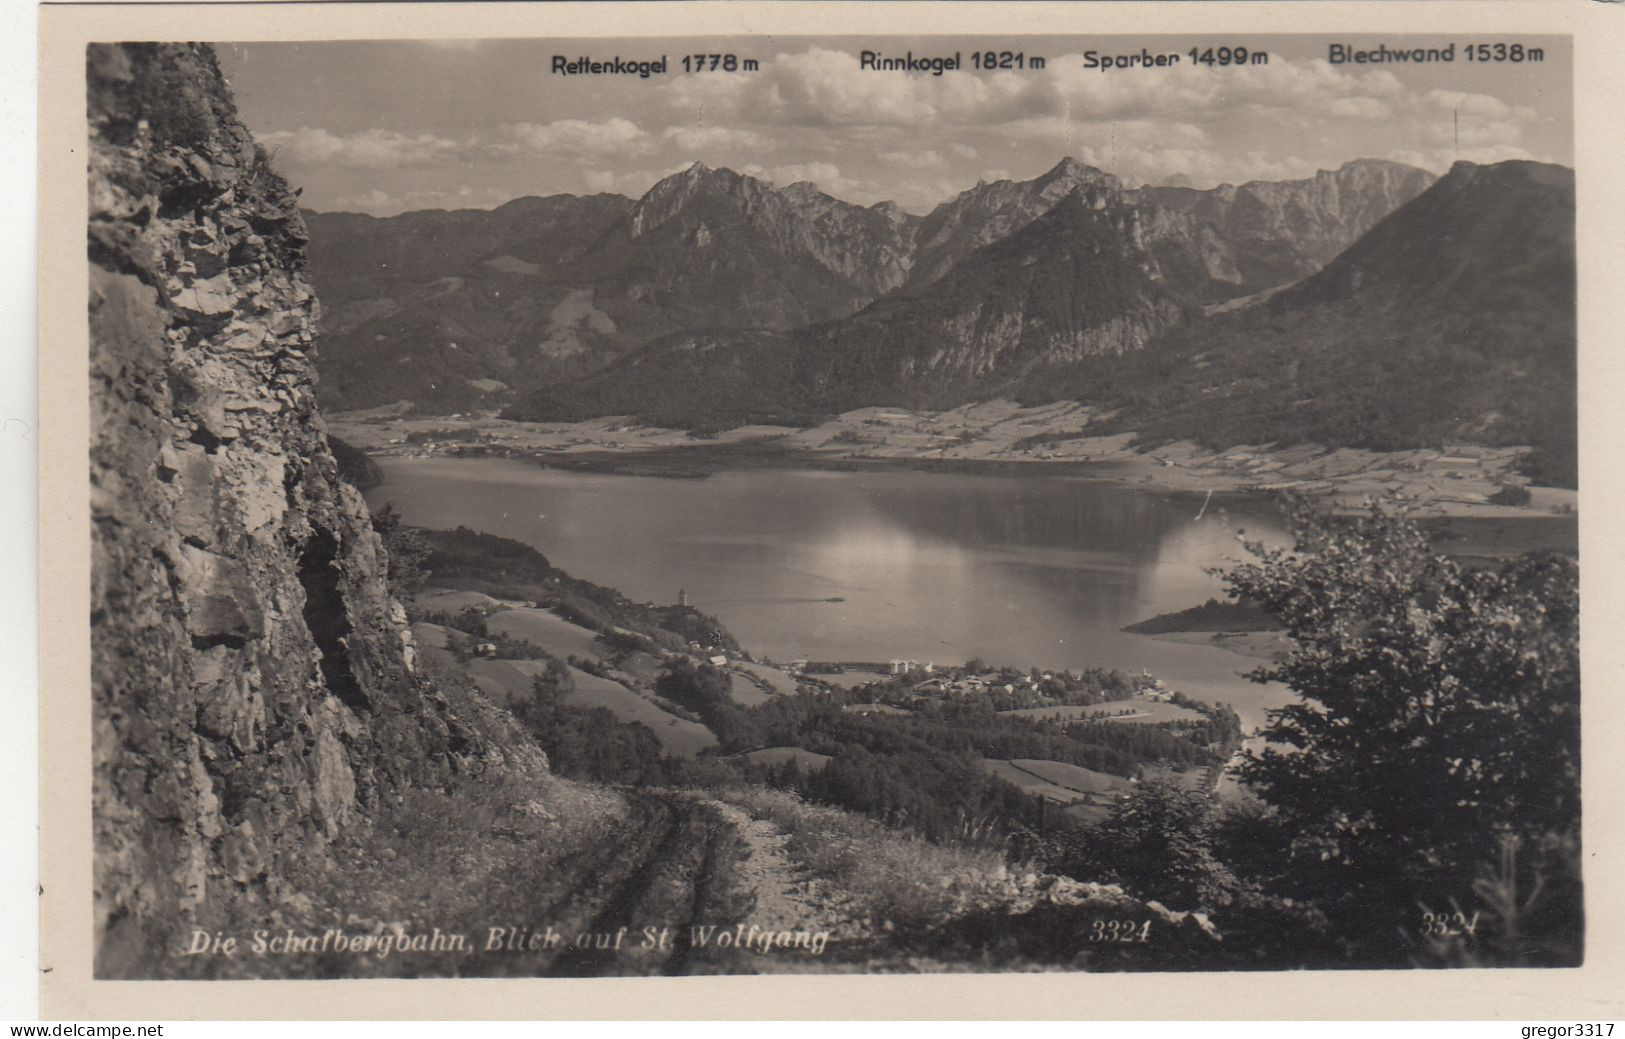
367 456 1302 733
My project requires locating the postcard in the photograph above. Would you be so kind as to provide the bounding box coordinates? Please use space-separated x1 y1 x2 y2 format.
35 0 1625 1020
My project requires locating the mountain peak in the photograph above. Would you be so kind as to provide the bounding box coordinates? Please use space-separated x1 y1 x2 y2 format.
1035 158 1120 198
1444 157 1573 190
1040 157 1112 184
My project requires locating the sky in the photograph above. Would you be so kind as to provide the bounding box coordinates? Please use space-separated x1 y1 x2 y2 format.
217 35 1573 216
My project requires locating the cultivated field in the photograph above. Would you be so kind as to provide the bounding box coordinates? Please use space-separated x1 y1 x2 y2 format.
979 760 1089 804
725 672 772 707
740 747 834 770
464 657 717 757
732 661 801 696
410 620 455 650
804 671 883 691
1006 758 1135 796
484 607 607 661
418 589 511 614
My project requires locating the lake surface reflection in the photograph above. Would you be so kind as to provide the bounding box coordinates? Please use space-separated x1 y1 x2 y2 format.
368 457 1299 732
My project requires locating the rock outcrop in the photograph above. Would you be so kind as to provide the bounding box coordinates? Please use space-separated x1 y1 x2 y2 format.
909 157 1436 300
87 43 544 977
1139 158 1439 298
620 163 920 300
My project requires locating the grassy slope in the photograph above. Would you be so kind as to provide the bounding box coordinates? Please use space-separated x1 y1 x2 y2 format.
418 525 741 654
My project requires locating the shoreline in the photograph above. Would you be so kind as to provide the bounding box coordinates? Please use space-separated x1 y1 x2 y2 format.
330 398 1578 527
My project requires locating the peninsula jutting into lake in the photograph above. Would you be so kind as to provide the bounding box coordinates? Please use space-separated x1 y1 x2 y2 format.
84 35 1580 979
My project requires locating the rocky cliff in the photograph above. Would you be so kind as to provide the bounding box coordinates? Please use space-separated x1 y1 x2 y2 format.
620 163 919 299
1140 158 1438 297
905 157 1124 290
513 185 1200 425
86 43 544 977
909 157 1435 300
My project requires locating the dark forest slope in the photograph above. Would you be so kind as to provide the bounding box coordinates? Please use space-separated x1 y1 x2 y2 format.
1029 160 1577 484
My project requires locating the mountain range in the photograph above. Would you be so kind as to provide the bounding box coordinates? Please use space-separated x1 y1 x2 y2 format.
304 156 1435 414
303 153 1574 485
1056 159 1577 484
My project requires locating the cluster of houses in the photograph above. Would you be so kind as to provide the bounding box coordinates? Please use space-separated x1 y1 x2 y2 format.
907 669 1174 707
683 641 731 667
912 674 1019 698
783 659 934 677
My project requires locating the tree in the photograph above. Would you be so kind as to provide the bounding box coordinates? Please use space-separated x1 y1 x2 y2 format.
514 665 667 784
512 661 576 735
1060 780 1240 911
1225 498 1580 963
370 502 430 604
654 659 760 750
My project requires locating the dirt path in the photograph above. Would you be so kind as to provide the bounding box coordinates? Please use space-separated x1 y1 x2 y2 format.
541 791 749 977
705 800 867 945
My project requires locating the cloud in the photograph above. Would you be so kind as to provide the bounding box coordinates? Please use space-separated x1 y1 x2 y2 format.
327 183 511 215
662 48 1415 135
666 47 982 128
878 149 949 170
1018 56 1407 126
1424 89 1536 122
251 41 1567 220
1002 118 1208 150
1390 145 1546 174
739 161 879 202
580 164 691 197
661 125 773 152
501 118 654 160
261 126 465 169
1326 96 1394 119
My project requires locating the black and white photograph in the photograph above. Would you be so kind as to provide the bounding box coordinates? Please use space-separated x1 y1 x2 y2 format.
63 8 1596 996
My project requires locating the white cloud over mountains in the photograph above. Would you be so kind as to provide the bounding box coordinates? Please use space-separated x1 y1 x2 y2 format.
242 40 1566 216
261 127 466 168
502 118 654 159
664 46 1410 130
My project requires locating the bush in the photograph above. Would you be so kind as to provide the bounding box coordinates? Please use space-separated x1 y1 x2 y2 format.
1226 498 1580 964
1488 483 1532 506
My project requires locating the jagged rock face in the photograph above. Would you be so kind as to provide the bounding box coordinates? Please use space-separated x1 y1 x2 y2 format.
86 43 544 977
624 165 918 298
1139 159 1437 296
585 163 874 331
908 157 1435 301
517 186 1197 424
798 188 1195 401
604 162 919 315
907 158 1122 290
